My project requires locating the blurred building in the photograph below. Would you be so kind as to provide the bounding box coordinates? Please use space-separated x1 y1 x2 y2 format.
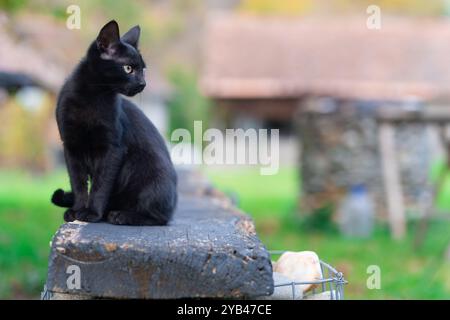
202 15 450 122
201 14 450 221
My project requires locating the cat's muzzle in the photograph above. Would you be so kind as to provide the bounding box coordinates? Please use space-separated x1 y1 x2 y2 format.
126 82 146 96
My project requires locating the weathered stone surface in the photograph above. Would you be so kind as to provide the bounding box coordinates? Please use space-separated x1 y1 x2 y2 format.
176 168 214 196
45 174 273 299
297 98 435 217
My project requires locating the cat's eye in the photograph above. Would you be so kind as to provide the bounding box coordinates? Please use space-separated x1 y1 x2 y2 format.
123 65 133 74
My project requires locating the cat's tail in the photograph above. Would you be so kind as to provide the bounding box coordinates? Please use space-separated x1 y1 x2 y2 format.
51 189 74 208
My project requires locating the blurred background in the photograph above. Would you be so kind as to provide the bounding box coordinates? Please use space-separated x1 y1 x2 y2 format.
1 0 450 299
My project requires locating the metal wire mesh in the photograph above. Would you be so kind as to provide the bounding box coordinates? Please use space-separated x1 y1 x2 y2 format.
269 250 348 300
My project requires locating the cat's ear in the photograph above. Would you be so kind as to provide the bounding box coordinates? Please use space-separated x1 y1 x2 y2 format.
121 25 140 49
97 20 120 58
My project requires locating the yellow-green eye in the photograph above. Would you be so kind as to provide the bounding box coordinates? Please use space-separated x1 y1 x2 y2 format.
123 65 133 74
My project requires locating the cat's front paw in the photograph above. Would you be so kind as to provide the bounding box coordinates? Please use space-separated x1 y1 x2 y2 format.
107 211 129 225
63 208 77 222
76 208 102 223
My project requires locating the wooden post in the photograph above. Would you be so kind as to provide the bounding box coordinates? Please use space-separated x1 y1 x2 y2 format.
379 122 406 239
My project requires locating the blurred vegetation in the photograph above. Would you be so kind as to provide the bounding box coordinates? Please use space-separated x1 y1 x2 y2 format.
0 95 53 171
239 0 447 16
239 0 314 16
0 170 68 298
431 158 450 211
3 0 445 22
0 0 28 13
167 66 211 140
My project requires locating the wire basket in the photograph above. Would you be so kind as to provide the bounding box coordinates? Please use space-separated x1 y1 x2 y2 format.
269 250 348 300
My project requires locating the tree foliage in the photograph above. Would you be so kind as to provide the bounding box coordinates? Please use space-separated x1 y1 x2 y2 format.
167 66 210 142
239 0 446 16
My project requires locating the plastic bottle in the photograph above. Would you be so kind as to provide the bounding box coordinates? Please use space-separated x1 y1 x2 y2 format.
338 184 375 238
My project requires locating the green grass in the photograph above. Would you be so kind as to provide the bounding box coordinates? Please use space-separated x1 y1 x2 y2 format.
205 166 299 220
205 166 450 299
0 170 68 299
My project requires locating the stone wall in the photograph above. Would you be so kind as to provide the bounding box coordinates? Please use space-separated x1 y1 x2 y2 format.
297 97 441 218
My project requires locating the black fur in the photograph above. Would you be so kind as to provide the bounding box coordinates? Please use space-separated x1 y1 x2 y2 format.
52 20 177 226
51 188 74 207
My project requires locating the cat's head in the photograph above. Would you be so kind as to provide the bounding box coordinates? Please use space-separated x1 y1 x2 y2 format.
89 20 146 96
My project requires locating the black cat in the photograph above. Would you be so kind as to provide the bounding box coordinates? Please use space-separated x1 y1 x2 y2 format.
51 20 177 226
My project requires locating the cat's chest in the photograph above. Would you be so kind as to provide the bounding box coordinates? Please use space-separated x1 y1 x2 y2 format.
61 105 118 153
